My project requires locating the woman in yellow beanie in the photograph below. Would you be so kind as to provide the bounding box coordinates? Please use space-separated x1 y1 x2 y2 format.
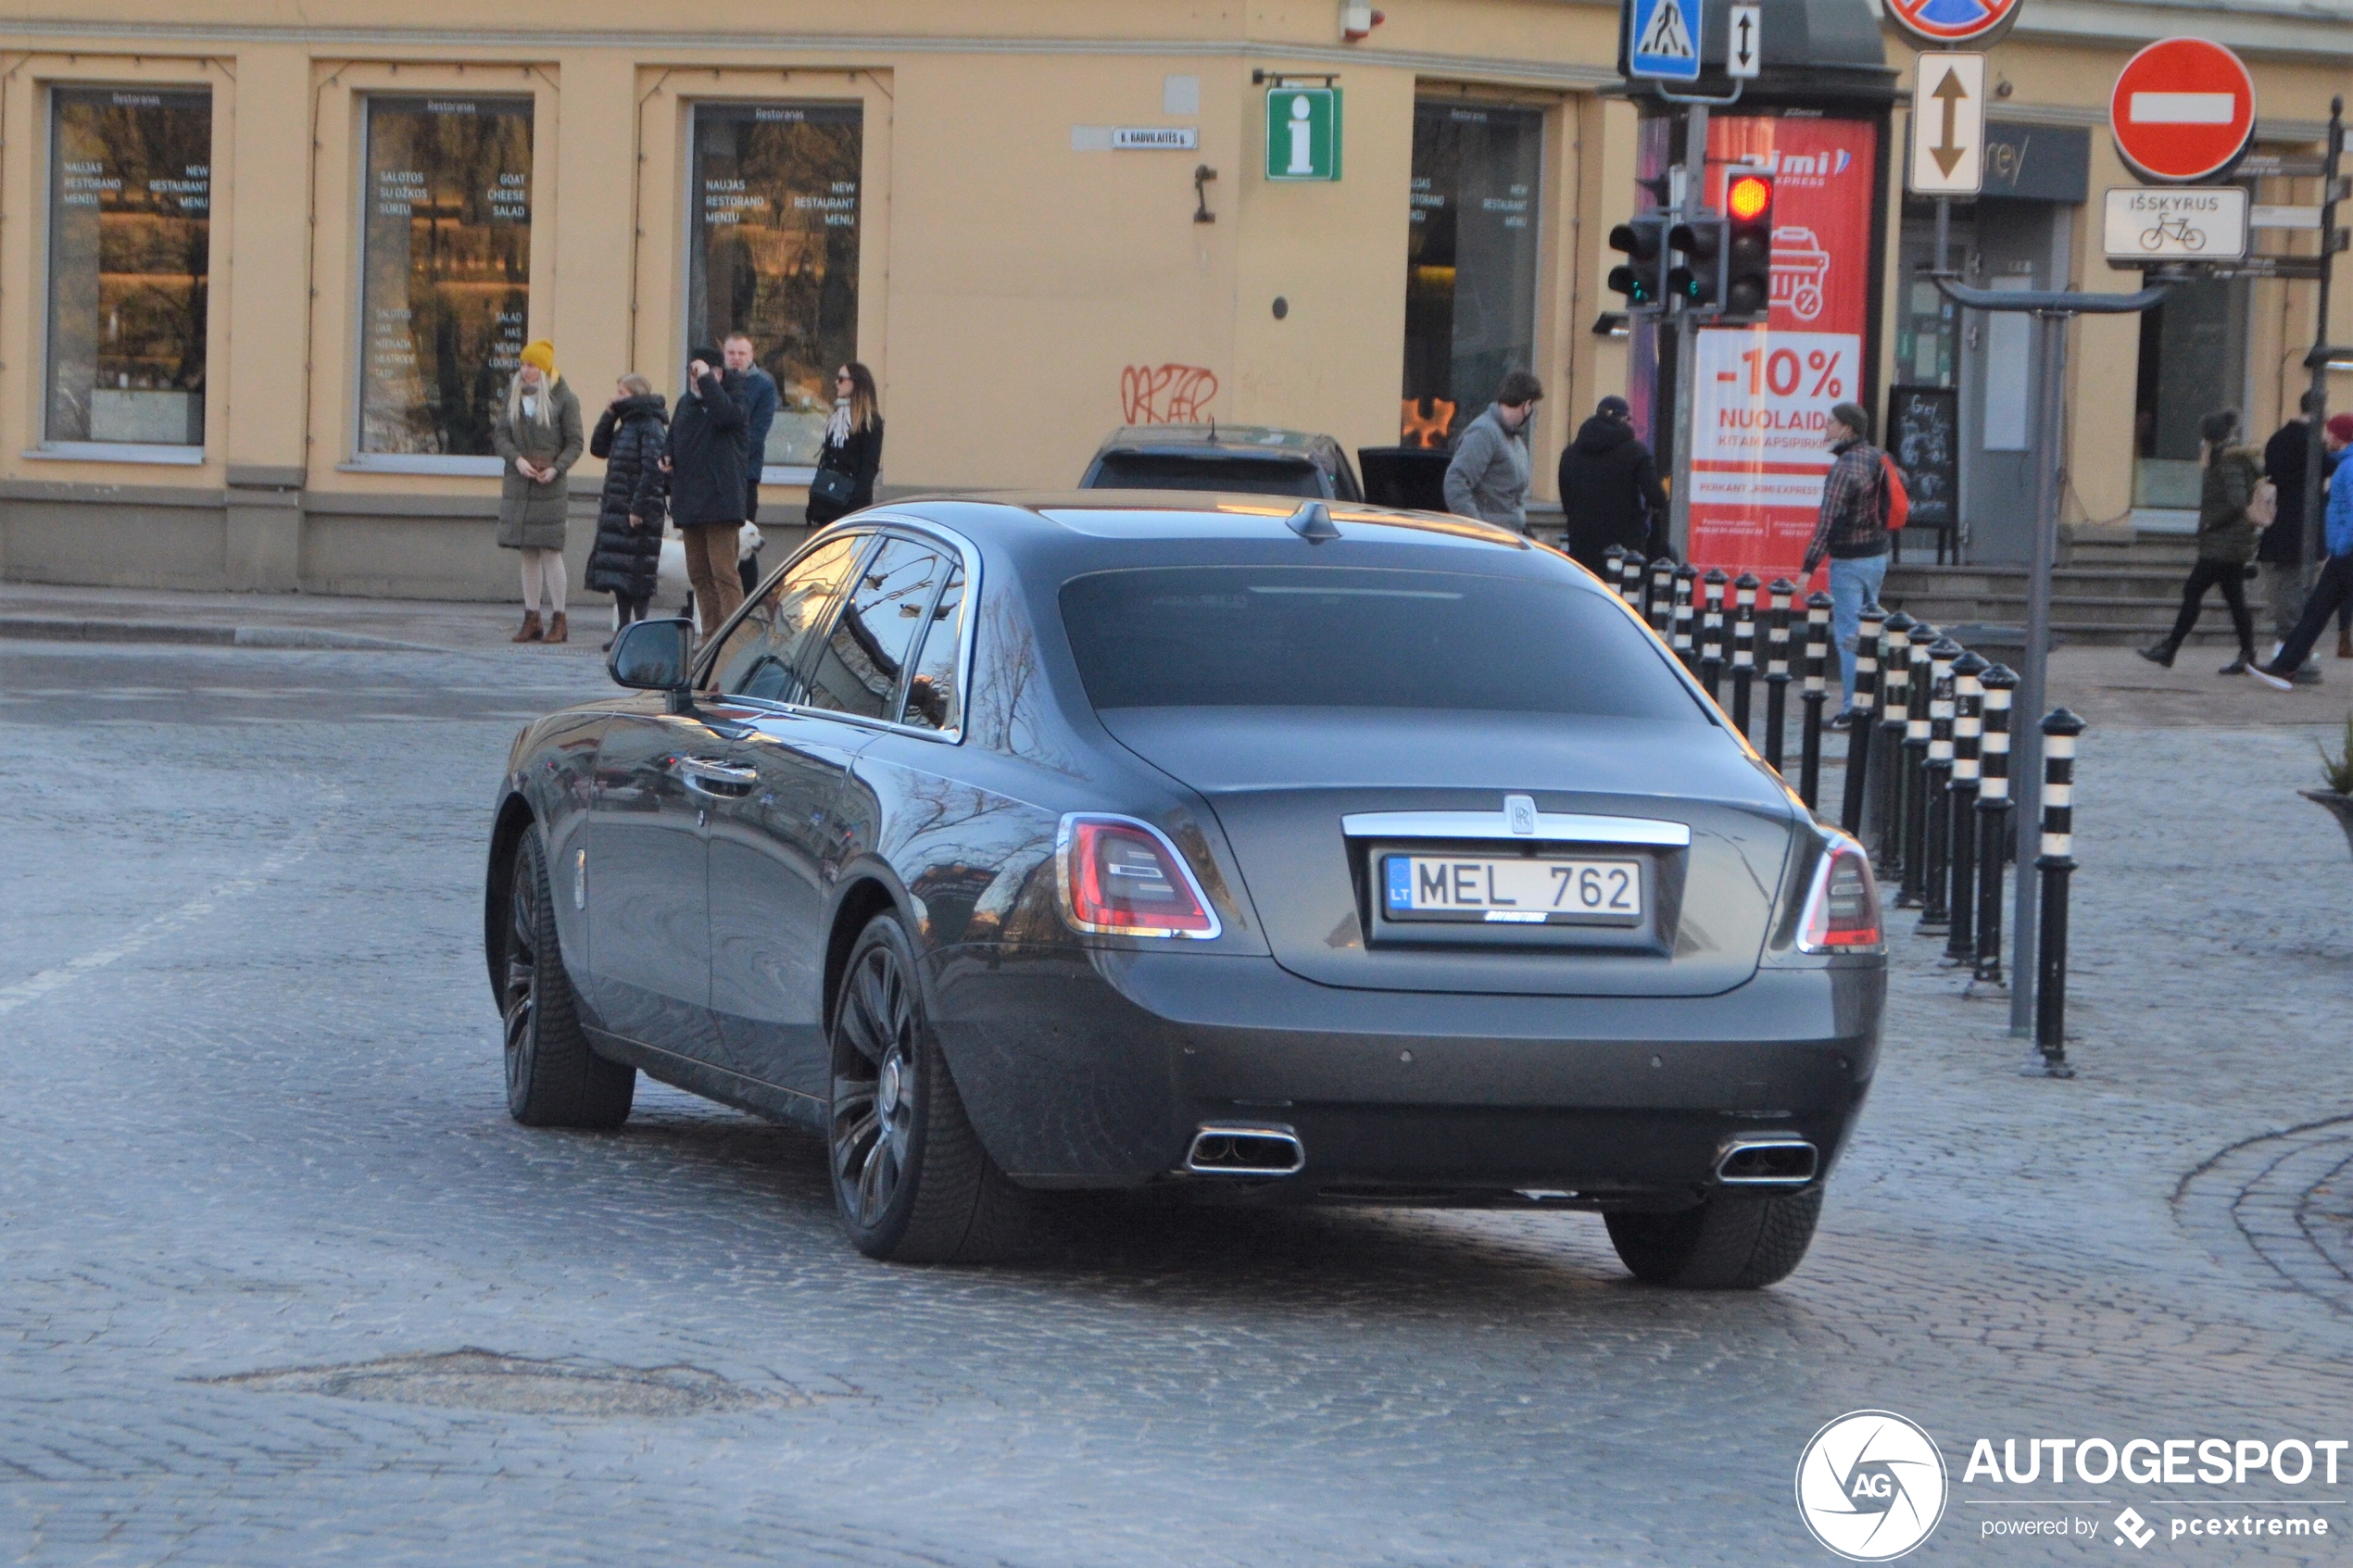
494 339 585 643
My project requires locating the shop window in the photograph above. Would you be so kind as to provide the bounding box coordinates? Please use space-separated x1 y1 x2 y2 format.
1401 102 1541 446
2133 276 2248 512
687 103 863 471
358 96 533 458
44 87 211 450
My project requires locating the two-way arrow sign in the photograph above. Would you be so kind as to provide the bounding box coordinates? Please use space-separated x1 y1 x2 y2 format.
1728 4 1761 79
1908 52 1985 196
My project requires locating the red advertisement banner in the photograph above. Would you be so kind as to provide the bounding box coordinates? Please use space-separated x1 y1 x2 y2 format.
1685 117 1880 588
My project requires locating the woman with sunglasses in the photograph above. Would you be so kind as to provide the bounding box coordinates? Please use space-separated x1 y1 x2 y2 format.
807 362 884 527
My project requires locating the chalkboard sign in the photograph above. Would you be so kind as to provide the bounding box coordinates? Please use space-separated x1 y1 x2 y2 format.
1885 386 1959 552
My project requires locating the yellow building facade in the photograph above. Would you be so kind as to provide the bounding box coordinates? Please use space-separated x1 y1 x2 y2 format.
1 0 2349 596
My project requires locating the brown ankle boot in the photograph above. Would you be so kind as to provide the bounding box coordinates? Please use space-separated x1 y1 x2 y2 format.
2337 627 2351 659
545 611 569 645
513 610 543 643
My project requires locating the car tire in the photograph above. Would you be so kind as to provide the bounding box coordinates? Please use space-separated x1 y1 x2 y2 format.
501 829 635 1129
1604 1188 1822 1289
828 911 1029 1263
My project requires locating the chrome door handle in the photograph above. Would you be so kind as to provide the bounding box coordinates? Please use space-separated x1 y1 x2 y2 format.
675 756 758 797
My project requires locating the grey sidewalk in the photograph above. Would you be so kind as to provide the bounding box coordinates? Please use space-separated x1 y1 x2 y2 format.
0 582 615 658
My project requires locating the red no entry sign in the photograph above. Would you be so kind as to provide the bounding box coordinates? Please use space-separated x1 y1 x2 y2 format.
2109 38 2255 183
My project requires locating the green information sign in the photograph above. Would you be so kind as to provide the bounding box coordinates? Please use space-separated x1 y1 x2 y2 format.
1265 87 1342 182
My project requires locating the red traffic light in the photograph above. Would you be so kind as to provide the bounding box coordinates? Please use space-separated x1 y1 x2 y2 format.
1727 174 1772 221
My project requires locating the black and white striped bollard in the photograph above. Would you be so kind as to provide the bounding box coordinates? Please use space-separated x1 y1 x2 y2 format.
1620 550 1648 608
1604 543 1628 595
1919 638 1960 933
1649 557 1676 636
1730 572 1760 736
1973 663 2017 985
1764 578 1794 772
1896 621 1935 909
2030 708 2086 1078
1799 590 1831 809
1943 650 1988 965
1671 563 1698 671
1838 600 1883 834
1873 611 1916 878
1700 568 1729 701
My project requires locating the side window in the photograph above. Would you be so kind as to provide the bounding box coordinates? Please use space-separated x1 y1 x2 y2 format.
708 533 868 701
803 537 950 720
900 564 966 733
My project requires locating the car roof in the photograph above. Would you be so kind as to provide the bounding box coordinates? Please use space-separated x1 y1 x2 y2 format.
1090 424 1339 460
862 493 1567 578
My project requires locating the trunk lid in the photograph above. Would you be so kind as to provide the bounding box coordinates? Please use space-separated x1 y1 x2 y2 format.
1095 707 1799 997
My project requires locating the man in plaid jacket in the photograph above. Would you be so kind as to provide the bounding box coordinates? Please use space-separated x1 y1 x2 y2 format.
1802 401 1891 726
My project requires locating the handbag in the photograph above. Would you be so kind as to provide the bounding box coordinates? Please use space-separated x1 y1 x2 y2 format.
809 464 858 510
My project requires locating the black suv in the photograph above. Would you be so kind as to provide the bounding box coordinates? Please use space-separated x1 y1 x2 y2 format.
1078 424 1364 501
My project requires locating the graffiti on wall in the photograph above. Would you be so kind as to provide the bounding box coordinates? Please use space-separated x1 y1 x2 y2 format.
1121 364 1219 425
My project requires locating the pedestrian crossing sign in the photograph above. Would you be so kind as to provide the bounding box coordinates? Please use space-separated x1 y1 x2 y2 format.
1629 0 1704 81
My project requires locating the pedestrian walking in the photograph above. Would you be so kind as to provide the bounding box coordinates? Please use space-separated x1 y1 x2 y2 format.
2261 394 2323 681
2138 408 2262 675
585 373 668 651
1560 394 1669 576
724 333 776 598
807 361 884 527
665 343 751 638
1800 401 1891 728
2251 414 2353 690
493 339 585 645
1442 370 1542 532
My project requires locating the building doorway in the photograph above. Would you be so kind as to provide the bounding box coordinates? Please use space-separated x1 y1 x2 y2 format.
2132 277 2250 525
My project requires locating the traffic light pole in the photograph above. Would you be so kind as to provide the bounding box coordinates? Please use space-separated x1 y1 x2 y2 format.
1666 105 1707 556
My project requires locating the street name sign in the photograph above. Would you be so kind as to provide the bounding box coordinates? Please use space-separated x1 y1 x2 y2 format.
1265 88 1341 181
1727 5 1761 78
1114 128 1198 150
2103 186 2248 261
1629 0 1703 82
1886 0 2023 48
2108 38 2256 184
1908 54 1985 196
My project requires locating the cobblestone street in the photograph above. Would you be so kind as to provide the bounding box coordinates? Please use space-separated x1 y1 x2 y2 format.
4 637 2351 1566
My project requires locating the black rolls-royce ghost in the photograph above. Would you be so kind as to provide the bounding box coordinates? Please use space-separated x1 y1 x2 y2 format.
484 495 1886 1286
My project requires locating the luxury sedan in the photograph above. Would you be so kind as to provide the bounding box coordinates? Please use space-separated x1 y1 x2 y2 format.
484 495 1886 1286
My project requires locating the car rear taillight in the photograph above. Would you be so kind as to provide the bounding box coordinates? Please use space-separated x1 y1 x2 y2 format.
1796 837 1883 953
1056 814 1222 938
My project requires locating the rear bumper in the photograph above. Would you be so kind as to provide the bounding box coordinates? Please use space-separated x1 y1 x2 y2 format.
925 947 1882 1204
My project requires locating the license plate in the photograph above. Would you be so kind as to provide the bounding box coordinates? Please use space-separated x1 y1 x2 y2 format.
1381 853 1643 924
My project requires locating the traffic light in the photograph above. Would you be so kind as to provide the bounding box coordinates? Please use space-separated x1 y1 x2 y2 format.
1667 214 1723 309
1607 213 1668 316
1721 171 1775 320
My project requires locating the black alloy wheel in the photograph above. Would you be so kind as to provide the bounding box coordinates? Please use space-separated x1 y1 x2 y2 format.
1604 1187 1822 1289
501 830 635 1129
828 912 1029 1262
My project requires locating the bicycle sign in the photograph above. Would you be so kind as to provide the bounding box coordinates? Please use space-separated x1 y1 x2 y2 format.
2102 186 2246 263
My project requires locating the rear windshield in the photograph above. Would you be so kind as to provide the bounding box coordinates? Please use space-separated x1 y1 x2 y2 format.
1059 566 1704 719
1089 453 1326 497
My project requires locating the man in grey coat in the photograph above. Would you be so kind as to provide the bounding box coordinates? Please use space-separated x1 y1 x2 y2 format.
1443 370 1543 531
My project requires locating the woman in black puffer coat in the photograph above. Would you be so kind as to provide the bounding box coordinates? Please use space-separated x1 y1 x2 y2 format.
585 375 669 646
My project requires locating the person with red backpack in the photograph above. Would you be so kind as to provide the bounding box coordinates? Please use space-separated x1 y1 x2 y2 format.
1803 401 1895 728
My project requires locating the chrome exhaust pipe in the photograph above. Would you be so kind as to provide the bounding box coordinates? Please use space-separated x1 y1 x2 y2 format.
1715 1137 1818 1185
1184 1123 1305 1176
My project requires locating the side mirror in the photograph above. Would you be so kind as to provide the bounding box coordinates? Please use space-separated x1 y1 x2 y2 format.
608 617 695 692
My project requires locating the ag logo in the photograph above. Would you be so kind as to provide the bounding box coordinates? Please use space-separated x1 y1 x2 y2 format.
1794 1411 1949 1561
